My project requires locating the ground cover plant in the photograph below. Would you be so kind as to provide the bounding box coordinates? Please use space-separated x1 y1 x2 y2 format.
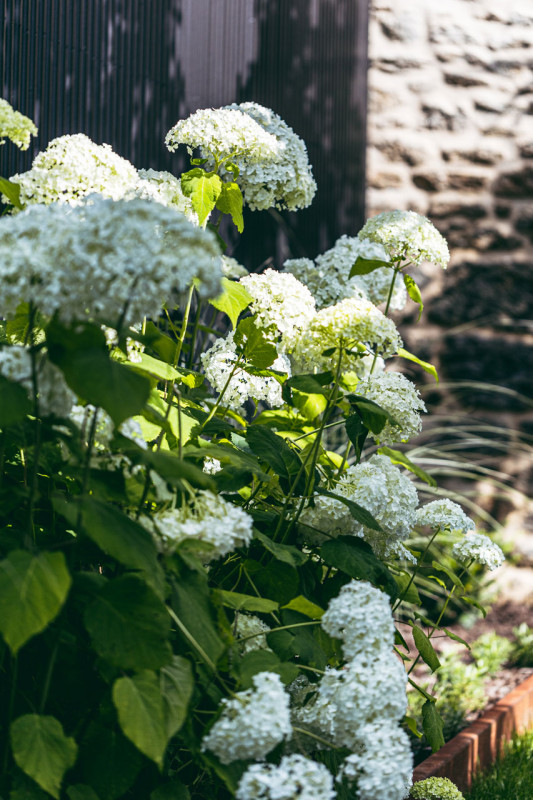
466 731 533 800
0 97 508 800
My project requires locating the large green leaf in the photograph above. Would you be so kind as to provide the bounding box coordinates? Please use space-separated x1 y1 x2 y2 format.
66 786 100 800
47 321 150 426
349 395 398 435
0 551 71 654
128 352 203 388
0 175 23 208
215 182 244 232
142 450 216 492
422 700 445 752
180 169 222 226
0 376 32 426
378 446 437 487
349 256 390 278
77 724 142 800
171 566 226 665
315 489 383 532
212 588 279 613
412 624 441 672
246 426 305 493
160 656 195 740
150 782 190 800
282 596 324 619
208 278 252 329
234 317 278 369
112 671 167 767
10 715 78 799
84 575 172 670
320 537 398 599
253 530 308 567
345 414 369 463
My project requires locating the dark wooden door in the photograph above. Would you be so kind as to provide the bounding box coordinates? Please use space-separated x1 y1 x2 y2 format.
1 0 369 261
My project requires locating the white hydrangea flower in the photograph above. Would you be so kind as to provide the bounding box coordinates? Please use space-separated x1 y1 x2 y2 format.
416 499 475 535
411 777 465 800
321 580 394 661
219 255 248 280
338 722 413 800
8 133 139 206
222 102 317 211
452 533 504 571
203 457 222 475
239 269 316 353
0 346 76 418
234 614 272 655
0 196 222 325
292 297 402 375
303 652 407 750
69 405 147 451
0 98 37 151
356 371 426 444
236 754 336 800
359 210 450 268
284 235 406 311
201 671 291 764
132 168 197 223
201 331 290 413
165 106 281 164
153 490 253 562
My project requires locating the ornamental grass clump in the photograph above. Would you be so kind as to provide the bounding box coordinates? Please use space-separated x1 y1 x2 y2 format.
0 96 507 800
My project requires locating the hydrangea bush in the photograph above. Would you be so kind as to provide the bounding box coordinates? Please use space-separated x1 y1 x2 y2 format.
0 99 505 800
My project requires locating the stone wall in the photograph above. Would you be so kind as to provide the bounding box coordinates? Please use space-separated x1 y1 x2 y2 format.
366 0 533 522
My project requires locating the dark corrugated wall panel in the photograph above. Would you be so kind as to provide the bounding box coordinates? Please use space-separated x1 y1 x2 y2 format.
1 0 368 261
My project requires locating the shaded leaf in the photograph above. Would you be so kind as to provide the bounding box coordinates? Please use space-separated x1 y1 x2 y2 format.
160 656 195 740
151 782 190 800
412 625 441 673
0 376 32 426
247 426 305 493
315 489 383 532
216 182 244 232
422 700 445 752
349 256 390 278
345 414 369 463
321 537 398 599
67 786 100 800
112 671 167 767
254 531 308 567
11 715 78 799
234 317 277 369
212 589 279 613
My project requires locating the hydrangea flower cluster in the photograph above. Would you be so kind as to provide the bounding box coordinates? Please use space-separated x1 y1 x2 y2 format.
416 499 475 535
284 235 407 311
338 722 414 800
153 490 253 562
133 168 197 222
0 345 75 418
236 754 336 800
165 106 280 164
239 269 316 353
301 454 418 561
411 777 465 800
359 210 450 268
201 331 290 413
201 671 291 764
292 296 402 374
8 133 139 206
0 196 222 326
219 255 248 280
356 371 426 444
321 580 394 660
0 98 37 150
223 102 317 211
234 614 272 655
452 532 504 571
69 405 147 451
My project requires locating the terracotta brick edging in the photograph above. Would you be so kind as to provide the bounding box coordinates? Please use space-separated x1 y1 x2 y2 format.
410 674 533 795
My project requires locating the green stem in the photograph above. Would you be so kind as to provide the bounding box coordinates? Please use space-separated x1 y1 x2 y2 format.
392 528 441 613
197 357 244 434
27 307 42 541
187 297 203 369
236 620 321 644
39 642 58 714
75 409 98 532
370 266 400 375
292 726 339 750
174 284 195 368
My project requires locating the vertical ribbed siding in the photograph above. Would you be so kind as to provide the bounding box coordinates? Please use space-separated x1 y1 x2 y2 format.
1 0 368 258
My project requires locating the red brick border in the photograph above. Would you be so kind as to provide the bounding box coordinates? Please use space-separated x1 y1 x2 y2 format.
410 674 533 794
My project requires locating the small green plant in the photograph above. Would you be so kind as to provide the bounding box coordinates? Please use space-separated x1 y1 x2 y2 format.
466 731 533 800
412 776 464 799
509 623 533 667
470 632 513 677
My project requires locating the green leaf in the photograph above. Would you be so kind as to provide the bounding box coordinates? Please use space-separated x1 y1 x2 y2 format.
282 596 324 619
349 395 397 435
151 782 190 800
47 321 150 426
67 786 100 800
461 595 487 618
378 446 437 487
216 181 244 232
398 348 439 383
180 168 222 226
253 531 308 567
404 274 424 321
0 551 71 654
112 671 167 767
238 650 300 688
412 625 441 672
285 373 333 396
129 353 203 388
10 771 49 800
10 715 78 799
394 573 421 606
247 426 305 492
84 575 172 670
160 656 195 740
321 537 398 599
443 628 471 649
403 715 423 739
0 376 32 426
143 321 178 365
0 175 23 208
431 561 464 589
212 589 279 613
234 317 277 369
315 490 383 532
171 566 226 664
209 278 252 329
76 724 142 800
345 414 369 463
69 497 164 595
422 700 445 752
142 451 216 492
244 559 299 606
349 256 391 278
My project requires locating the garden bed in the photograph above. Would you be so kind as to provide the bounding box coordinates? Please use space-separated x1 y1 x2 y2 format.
411 672 533 794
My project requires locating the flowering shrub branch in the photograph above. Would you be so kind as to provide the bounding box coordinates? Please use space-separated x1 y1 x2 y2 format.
0 99 505 800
